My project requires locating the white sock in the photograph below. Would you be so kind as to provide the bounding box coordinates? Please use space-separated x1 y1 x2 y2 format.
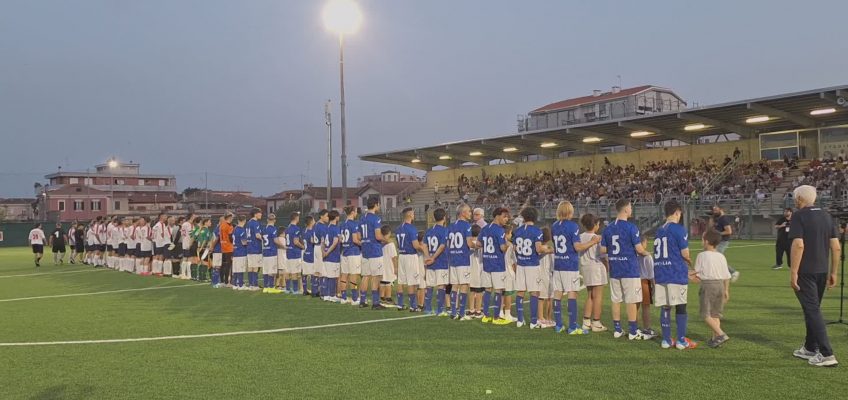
134 259 141 273
163 260 172 276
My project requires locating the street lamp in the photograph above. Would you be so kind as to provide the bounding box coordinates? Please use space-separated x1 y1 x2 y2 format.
107 157 118 214
323 0 362 209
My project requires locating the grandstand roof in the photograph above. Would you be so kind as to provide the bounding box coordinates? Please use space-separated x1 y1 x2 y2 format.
360 85 848 170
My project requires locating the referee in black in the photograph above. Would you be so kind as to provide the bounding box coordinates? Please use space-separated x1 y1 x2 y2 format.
789 185 840 367
772 208 792 270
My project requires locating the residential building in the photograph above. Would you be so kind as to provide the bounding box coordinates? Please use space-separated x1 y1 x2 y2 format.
0 198 35 222
357 181 423 210
180 190 265 216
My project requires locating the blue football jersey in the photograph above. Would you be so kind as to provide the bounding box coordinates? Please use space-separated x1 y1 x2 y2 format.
653 222 689 285
601 219 641 279
233 226 248 257
212 225 222 253
424 224 449 270
512 224 544 267
395 223 419 255
323 224 341 263
551 220 581 271
340 219 361 257
479 223 506 273
314 222 328 255
262 225 278 257
302 227 315 263
284 224 302 259
448 220 473 267
246 219 263 254
360 212 383 259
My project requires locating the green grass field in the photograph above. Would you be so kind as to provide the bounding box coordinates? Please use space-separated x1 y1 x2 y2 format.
0 241 845 399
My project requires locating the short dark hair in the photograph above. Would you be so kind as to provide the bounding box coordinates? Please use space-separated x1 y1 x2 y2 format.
785 207 793 212
290 212 300 221
402 207 413 214
471 224 481 237
664 200 682 217
367 197 379 209
433 208 446 222
237 215 247 222
493 207 509 218
417 230 425 242
343 205 356 215
520 207 537 223
304 215 315 225
615 199 631 212
580 213 598 231
318 209 328 218
252 208 262 217
703 230 721 247
380 224 391 236
541 226 551 243
328 210 340 221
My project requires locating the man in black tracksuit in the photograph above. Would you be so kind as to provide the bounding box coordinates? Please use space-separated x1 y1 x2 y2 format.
773 208 792 270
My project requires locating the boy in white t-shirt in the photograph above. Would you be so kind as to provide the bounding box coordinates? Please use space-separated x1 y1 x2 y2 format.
693 230 732 348
380 225 398 307
637 236 656 339
501 224 518 322
28 224 46 267
538 227 554 328
579 214 609 332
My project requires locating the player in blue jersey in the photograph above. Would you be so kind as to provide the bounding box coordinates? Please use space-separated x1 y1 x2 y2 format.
322 210 342 302
653 200 697 349
424 208 450 316
261 214 282 294
512 207 553 329
396 208 424 311
339 206 362 304
232 215 249 290
284 212 305 294
311 210 329 298
551 201 601 334
478 207 512 325
601 199 651 340
245 209 264 291
448 204 476 321
359 198 386 310
301 216 317 294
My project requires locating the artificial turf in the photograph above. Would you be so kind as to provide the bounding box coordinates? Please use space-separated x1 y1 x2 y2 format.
0 241 845 399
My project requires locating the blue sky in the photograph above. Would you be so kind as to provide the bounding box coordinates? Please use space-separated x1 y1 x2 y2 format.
1 0 846 197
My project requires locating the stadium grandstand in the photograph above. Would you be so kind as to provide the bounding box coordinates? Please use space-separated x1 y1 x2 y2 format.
361 85 848 237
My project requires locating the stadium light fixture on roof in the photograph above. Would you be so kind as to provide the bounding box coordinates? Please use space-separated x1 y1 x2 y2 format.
810 107 836 116
323 0 363 35
468 151 483 156
540 142 557 148
411 158 421 163
582 137 602 143
629 131 654 138
439 155 452 160
745 115 771 124
684 123 707 131
503 147 518 152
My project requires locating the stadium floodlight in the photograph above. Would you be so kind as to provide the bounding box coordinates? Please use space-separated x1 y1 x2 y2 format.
439 155 452 160
684 123 707 131
323 0 363 35
582 137 602 143
469 151 483 156
629 131 654 138
745 115 770 123
107 159 118 169
503 147 518 152
810 107 836 116
411 158 421 163
540 142 557 148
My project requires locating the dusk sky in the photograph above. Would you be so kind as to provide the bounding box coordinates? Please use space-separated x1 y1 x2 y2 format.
1 0 846 197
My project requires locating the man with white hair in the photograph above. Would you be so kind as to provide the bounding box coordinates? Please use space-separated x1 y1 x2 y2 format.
789 185 840 367
472 208 487 229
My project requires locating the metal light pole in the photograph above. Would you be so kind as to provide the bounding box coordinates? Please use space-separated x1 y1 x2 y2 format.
338 35 348 208
108 158 118 214
326 100 333 209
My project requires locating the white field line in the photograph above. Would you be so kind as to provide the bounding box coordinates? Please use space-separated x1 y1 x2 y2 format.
688 243 773 250
0 283 207 303
0 269 107 279
0 314 431 347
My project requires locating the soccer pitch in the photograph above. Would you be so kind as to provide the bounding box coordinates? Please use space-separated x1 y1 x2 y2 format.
0 242 844 399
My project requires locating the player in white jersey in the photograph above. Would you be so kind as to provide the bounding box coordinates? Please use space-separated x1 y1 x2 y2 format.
97 217 107 266
179 214 196 280
116 218 130 272
28 223 46 267
85 221 97 266
151 213 169 276
136 217 153 275
107 217 120 269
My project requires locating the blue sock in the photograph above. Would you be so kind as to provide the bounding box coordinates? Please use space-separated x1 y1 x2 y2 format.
567 299 578 330
397 292 404 307
352 288 359 302
482 291 492 318
211 269 220 286
493 293 502 319
516 296 525 323
436 288 446 314
628 320 638 335
372 290 380 307
293 277 300 292
450 291 459 317
312 277 319 295
661 308 672 342
360 290 367 305
332 278 338 297
341 286 347 300
424 288 433 313
529 296 539 324
240 273 246 287
285 279 291 292
613 320 622 332
323 278 329 297
459 292 468 317
553 299 563 329
676 313 688 342
410 292 418 309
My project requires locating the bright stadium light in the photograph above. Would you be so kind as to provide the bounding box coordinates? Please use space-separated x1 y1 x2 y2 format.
630 131 654 138
411 158 421 163
745 115 770 124
684 123 707 131
469 151 483 156
439 155 452 160
540 142 557 148
503 147 518 152
810 107 836 116
582 137 602 143
323 0 363 35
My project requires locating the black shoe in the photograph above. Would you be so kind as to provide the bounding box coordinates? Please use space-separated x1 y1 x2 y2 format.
35 263 40 267
398 306 408 311
358 302 369 308
372 304 386 310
